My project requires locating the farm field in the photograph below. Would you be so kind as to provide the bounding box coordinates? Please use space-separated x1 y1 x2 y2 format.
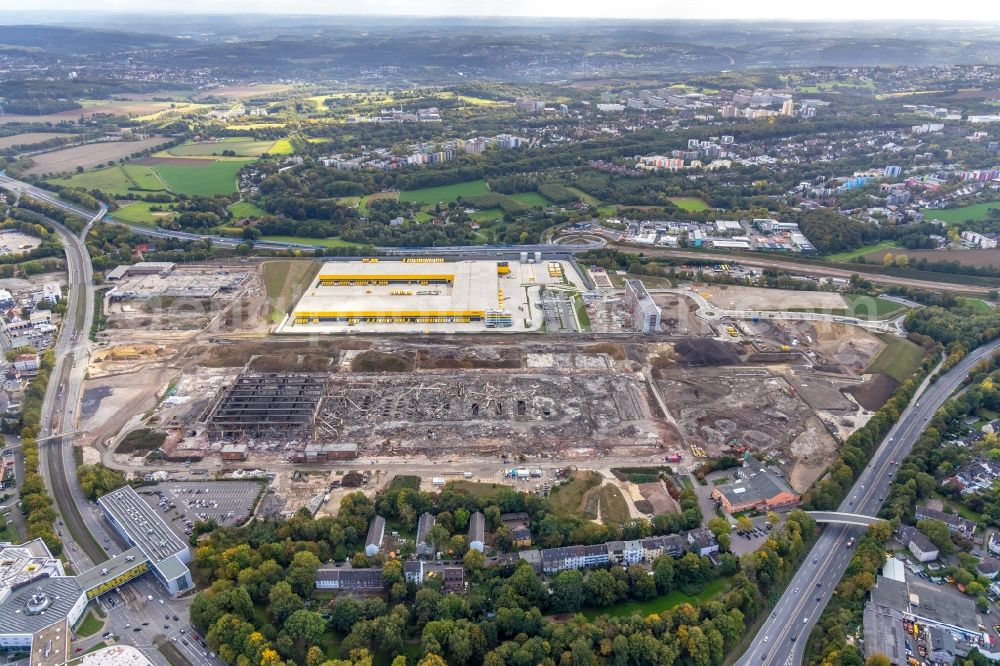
47 164 166 196
147 158 253 196
0 101 191 124
866 334 926 383
399 179 491 205
668 196 710 212
0 132 75 150
826 240 898 262
511 192 551 208
164 137 282 158
23 137 170 176
860 247 1000 268
921 201 1000 224
268 138 294 155
111 201 175 227
192 84 294 100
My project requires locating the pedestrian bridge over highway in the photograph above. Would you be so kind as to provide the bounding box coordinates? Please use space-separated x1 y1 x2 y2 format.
805 511 885 527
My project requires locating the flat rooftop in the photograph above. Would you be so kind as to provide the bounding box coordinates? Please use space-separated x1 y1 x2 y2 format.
97 486 188 566
76 546 147 592
0 576 83 635
292 260 501 317
30 618 69 666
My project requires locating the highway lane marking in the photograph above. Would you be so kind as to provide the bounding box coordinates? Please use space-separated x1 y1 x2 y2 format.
759 525 847 664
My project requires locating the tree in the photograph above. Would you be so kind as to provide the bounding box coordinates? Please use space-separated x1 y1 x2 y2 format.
653 556 675 595
707 517 731 539
866 654 891 666
883 252 894 266
330 597 360 633
584 568 621 606
916 519 955 555
551 570 585 613
284 610 326 644
463 549 485 577
737 515 754 533
268 581 304 624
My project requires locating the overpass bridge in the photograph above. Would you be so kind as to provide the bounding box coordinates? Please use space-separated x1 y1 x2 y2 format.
805 511 886 527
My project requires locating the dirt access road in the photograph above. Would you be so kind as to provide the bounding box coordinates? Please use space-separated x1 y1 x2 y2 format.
606 244 998 295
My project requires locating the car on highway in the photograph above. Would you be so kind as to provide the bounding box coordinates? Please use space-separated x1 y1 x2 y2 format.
803 617 809 624
763 636 768 643
846 537 856 547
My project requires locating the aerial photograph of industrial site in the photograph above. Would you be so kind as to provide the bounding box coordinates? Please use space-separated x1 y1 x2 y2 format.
3 4 1000 666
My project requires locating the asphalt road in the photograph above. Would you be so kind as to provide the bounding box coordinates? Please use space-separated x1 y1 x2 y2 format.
738 336 1000 666
31 203 119 568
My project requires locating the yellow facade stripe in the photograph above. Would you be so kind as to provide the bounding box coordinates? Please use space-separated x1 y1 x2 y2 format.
317 274 454 282
295 310 486 318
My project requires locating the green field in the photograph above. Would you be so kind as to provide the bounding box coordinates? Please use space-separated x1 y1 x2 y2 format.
262 260 320 323
470 208 503 222
112 201 175 227
260 235 360 248
76 610 104 637
921 201 1000 224
844 294 906 319
581 577 731 620
565 186 601 206
153 159 252 196
399 179 491 205
444 480 509 499
229 201 268 218
598 484 630 523
510 192 551 208
548 471 603 516
268 138 294 155
597 205 619 217
825 240 899 262
165 137 282 158
48 164 167 196
866 334 926 383
668 196 710 212
958 297 992 314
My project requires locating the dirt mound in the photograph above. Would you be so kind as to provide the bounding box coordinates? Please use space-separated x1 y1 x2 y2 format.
673 339 741 366
845 374 899 410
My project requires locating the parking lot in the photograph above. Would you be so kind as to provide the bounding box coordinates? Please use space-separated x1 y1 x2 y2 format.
539 292 579 332
136 481 262 538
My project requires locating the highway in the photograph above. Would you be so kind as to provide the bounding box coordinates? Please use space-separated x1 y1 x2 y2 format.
738 336 1000 666
32 201 119 569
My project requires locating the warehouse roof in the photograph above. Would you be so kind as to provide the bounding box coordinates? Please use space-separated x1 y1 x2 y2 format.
290 260 502 318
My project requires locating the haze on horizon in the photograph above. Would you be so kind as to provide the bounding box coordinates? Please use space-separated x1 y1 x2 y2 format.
14 0 1000 22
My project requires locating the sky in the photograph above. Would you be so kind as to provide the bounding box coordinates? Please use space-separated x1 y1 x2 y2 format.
16 0 1000 21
